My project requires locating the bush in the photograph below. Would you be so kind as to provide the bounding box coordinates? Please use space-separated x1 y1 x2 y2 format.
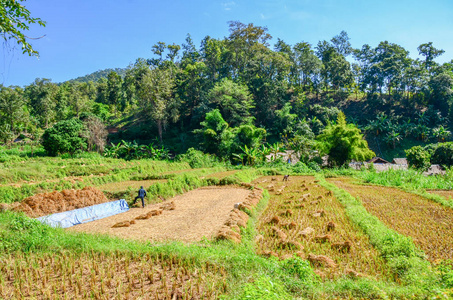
431 142 453 167
239 276 290 300
281 256 316 285
42 119 87 156
176 148 222 168
405 146 431 171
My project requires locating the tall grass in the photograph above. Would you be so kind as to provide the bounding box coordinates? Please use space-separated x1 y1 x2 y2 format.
355 168 453 190
352 168 453 209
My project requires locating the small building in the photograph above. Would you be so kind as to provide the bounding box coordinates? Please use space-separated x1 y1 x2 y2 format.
266 150 299 164
367 157 391 164
392 158 408 165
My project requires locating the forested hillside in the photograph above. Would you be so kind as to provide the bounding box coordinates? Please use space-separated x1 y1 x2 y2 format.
66 68 127 84
1 21 452 163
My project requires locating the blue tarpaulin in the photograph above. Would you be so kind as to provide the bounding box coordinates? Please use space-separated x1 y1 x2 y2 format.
36 199 129 228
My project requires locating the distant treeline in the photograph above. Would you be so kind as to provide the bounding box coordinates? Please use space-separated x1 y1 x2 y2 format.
65 68 128 84
1 21 452 158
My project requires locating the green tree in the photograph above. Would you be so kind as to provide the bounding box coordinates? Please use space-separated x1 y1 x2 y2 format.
166 43 181 62
230 124 266 154
206 78 255 127
418 42 445 73
194 109 230 155
431 142 453 167
41 119 87 156
316 40 353 96
0 85 25 135
371 41 411 97
405 146 431 171
317 112 375 167
331 30 352 56
138 68 177 143
177 61 207 127
293 42 321 89
107 71 124 112
428 72 452 112
25 78 58 128
67 82 91 117
0 0 46 56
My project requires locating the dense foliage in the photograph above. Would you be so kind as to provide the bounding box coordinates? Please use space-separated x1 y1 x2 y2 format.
406 142 453 169
1 22 452 163
41 119 87 156
317 112 375 166
0 0 46 56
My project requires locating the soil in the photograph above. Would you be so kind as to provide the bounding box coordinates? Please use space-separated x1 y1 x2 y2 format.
69 186 252 243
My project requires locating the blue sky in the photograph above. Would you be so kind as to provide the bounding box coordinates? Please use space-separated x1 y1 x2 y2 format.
2 0 453 87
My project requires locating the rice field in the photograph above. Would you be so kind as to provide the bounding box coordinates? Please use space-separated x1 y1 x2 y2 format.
205 170 238 179
97 179 167 193
0 251 227 299
254 176 392 281
328 177 453 262
428 190 453 201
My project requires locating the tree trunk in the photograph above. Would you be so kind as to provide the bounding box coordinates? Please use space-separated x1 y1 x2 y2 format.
157 119 163 144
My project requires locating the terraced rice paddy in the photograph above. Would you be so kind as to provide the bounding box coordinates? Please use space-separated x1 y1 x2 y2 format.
0 251 227 299
329 177 453 261
205 170 238 179
428 190 453 201
254 176 391 280
97 179 167 193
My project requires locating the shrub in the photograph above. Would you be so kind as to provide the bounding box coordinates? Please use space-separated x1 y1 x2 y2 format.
431 142 453 167
405 146 431 171
176 148 222 168
239 275 290 300
281 256 316 285
42 119 87 156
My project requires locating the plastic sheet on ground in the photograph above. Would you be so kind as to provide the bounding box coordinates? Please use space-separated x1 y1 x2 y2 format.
36 199 129 228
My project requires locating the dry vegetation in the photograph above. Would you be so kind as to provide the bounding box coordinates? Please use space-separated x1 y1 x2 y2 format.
11 187 110 218
69 187 253 243
0 251 227 299
329 177 453 261
428 190 453 201
254 176 391 280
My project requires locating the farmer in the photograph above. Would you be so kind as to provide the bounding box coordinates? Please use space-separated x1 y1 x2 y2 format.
133 186 147 208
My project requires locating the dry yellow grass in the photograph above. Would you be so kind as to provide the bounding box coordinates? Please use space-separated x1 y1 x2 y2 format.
0 251 226 299
329 177 453 261
254 176 391 281
69 187 252 243
428 190 453 201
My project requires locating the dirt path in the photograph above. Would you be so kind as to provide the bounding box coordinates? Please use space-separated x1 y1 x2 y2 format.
69 187 251 243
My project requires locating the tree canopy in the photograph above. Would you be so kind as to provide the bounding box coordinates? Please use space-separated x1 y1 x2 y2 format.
317 112 375 166
0 0 46 56
2 21 453 166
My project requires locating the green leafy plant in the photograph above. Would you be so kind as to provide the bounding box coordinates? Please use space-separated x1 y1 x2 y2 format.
41 119 87 156
405 146 431 171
